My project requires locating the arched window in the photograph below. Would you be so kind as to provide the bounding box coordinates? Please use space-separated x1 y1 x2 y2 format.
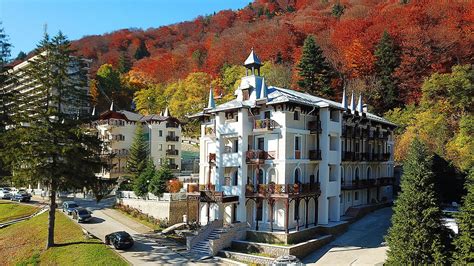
367 167 371 180
294 168 301 184
341 167 345 183
257 169 264 184
355 167 360 181
267 168 277 184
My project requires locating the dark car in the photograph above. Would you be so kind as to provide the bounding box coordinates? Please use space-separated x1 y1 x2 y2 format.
62 201 79 215
105 231 134 250
72 207 92 223
11 192 31 202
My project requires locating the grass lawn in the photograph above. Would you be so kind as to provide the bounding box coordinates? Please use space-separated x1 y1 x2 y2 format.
0 201 39 223
0 210 129 266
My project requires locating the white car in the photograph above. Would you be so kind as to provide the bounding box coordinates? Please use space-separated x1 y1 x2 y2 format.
0 188 12 199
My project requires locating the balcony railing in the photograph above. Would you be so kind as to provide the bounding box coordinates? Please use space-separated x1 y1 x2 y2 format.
166 135 179 142
168 163 179 170
341 177 395 190
254 119 278 132
166 149 179 156
308 120 322 134
309 149 322 161
342 151 354 161
246 150 268 164
245 182 321 197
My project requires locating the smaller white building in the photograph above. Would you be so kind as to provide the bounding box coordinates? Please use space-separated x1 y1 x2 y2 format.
95 107 182 179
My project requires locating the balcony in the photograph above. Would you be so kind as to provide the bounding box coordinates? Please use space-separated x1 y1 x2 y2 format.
246 150 269 164
166 122 179 128
187 184 238 203
245 182 321 198
166 149 179 156
342 151 354 161
309 149 322 161
341 180 369 190
366 129 375 140
308 120 322 134
166 135 179 142
253 119 278 132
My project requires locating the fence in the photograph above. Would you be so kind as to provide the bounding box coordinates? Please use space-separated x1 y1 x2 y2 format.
117 191 187 201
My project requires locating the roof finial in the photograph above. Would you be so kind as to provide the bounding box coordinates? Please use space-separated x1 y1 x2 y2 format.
341 87 347 110
259 77 268 100
207 85 215 109
110 101 114 111
357 92 363 114
164 107 169 117
92 106 96 116
349 91 356 114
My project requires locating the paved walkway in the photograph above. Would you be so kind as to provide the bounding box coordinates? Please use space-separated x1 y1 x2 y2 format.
303 207 392 266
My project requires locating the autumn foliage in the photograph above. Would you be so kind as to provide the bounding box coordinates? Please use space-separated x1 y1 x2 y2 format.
69 0 473 106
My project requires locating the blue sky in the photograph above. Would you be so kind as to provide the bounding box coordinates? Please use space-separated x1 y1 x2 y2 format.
0 0 250 57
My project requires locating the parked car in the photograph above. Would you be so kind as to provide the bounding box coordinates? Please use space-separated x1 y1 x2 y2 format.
272 255 303 266
105 231 134 250
72 207 92 223
62 201 79 215
0 188 12 199
10 192 31 202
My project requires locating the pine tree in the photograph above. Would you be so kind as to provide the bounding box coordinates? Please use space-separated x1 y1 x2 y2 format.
453 169 474 263
297 35 333 97
385 138 449 264
126 124 149 179
149 161 174 197
3 31 105 249
118 51 132 74
134 40 150 60
373 31 401 113
15 51 27 61
0 23 13 180
133 159 155 197
332 3 345 18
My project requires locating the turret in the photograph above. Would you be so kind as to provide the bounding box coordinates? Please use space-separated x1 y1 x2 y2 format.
244 48 262 76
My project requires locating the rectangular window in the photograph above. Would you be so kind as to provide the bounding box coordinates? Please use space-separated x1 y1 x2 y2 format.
330 136 338 151
233 139 239 153
330 110 339 122
295 136 301 151
159 130 163 137
294 111 300 120
158 144 162 151
294 201 299 220
257 137 264 150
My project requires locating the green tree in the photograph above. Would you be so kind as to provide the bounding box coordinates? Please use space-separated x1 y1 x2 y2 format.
3 31 105 249
133 159 155 197
134 40 150 60
261 61 293 89
15 51 27 61
385 138 449 264
332 3 345 18
133 83 169 115
118 51 132 74
446 114 474 171
453 169 474 263
126 124 149 179
373 31 401 114
148 162 174 197
297 35 333 97
0 23 13 180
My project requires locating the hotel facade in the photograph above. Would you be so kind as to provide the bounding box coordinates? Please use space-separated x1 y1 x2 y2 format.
190 50 396 233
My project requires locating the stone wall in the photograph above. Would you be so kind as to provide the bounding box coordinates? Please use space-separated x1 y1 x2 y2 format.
219 250 274 265
117 197 198 225
209 222 247 255
246 225 324 244
231 235 333 259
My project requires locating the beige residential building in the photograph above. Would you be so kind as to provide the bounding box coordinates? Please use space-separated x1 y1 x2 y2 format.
95 107 182 179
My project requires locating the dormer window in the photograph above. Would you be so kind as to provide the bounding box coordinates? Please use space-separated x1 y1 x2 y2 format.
242 90 250 100
294 111 300 121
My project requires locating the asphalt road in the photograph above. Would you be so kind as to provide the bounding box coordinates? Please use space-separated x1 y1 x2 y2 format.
303 207 392 266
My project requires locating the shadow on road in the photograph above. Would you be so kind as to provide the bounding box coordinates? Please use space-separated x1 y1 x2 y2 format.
54 241 103 247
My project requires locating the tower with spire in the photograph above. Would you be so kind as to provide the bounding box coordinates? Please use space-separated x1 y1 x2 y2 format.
236 49 267 102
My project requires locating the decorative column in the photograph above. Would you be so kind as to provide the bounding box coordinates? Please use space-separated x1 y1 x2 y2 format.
269 198 275 232
285 199 289 234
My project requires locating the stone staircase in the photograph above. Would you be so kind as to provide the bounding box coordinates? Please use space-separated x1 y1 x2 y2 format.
190 227 227 258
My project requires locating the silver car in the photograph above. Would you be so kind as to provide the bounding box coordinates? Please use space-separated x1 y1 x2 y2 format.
0 188 12 199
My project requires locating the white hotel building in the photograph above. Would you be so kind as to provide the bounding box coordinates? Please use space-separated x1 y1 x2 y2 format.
190 50 396 233
94 107 182 179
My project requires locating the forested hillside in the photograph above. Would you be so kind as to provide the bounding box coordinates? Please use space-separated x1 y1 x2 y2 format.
64 0 473 170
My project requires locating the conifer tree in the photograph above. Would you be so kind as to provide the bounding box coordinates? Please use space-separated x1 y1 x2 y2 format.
3 31 105 249
0 23 13 180
118 51 132 74
149 160 174 197
385 138 449 264
332 3 345 18
374 31 401 113
134 40 150 60
297 35 333 97
126 124 149 179
133 159 155 197
453 169 474 263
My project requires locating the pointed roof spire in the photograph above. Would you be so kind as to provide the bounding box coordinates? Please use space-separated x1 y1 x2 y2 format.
341 87 347 110
244 48 262 67
163 107 169 117
91 106 96 116
110 101 114 111
207 85 215 109
357 93 363 114
349 91 356 113
259 77 268 100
